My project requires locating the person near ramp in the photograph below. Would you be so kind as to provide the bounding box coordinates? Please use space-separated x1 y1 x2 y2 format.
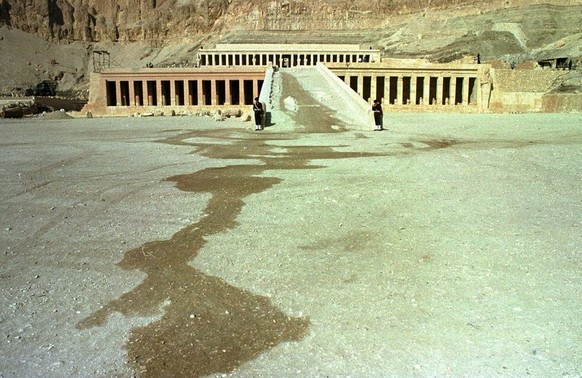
253 97 264 131
372 99 383 131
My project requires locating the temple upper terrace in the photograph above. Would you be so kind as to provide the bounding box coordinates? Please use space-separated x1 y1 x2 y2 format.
196 43 381 67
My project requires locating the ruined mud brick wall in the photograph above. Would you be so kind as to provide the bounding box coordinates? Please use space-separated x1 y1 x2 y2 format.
489 69 564 113
541 93 582 113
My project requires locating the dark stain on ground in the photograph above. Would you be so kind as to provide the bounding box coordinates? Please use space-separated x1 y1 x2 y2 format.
77 124 383 376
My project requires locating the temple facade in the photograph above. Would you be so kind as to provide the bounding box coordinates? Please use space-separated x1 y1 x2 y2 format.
83 43 575 116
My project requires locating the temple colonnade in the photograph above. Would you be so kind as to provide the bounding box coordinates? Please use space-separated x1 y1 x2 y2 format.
97 68 265 109
329 64 482 110
197 43 381 68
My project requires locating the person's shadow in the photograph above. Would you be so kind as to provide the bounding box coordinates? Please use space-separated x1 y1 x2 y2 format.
264 111 275 128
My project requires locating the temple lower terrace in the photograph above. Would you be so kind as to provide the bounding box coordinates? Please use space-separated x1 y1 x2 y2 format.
82 43 580 118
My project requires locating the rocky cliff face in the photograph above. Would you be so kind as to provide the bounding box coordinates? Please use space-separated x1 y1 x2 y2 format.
1 0 581 97
0 0 574 44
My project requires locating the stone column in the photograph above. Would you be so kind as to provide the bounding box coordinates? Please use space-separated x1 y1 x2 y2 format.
156 80 164 106
436 76 443 105
197 80 204 106
370 75 377 102
186 80 192 106
239 79 245 106
462 76 470 105
115 81 122 106
357 75 364 98
397 76 404 105
423 76 430 105
170 80 176 106
253 80 259 99
210 79 217 105
450 77 457 105
410 76 417 105
384 77 390 105
225 79 231 105
144 80 153 106
129 80 135 106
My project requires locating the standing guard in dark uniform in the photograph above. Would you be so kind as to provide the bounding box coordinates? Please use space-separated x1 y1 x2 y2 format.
372 99 383 131
253 97 264 131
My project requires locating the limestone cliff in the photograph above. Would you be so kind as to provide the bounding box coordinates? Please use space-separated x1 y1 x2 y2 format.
0 0 576 44
1 0 581 97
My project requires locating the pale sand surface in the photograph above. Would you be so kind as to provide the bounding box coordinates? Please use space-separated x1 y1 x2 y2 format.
0 113 581 377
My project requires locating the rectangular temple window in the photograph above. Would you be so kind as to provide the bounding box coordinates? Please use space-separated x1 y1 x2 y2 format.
258 80 264 94
429 77 438 105
134 81 144 106
161 80 171 106
120 81 130 106
216 80 226 105
175 80 185 106
442 77 451 105
402 77 411 105
228 55 234 66
455 77 463 105
202 80 212 106
230 80 240 105
389 77 398 105
349 76 358 93
363 76 372 102
468 77 477 104
243 80 254 105
188 80 198 106
106 81 116 106
376 76 385 103
415 77 424 105
147 81 157 106
282 55 291 68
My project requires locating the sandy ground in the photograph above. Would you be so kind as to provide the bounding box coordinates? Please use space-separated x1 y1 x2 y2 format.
0 112 581 377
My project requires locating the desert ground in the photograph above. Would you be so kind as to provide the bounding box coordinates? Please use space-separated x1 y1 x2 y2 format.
0 111 581 377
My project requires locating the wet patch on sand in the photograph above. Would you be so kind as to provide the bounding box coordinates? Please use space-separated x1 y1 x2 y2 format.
77 127 384 376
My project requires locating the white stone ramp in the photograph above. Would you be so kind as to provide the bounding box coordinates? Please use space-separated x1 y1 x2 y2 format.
270 65 371 132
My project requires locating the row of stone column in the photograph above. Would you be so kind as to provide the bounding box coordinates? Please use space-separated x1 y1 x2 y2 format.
343 74 478 106
198 52 373 67
106 78 261 107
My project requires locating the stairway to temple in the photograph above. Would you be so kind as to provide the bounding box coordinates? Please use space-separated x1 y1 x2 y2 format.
266 66 371 132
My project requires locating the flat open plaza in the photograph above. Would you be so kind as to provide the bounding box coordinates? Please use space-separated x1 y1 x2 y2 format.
1 113 581 377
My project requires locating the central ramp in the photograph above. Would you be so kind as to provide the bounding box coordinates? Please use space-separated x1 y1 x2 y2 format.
267 65 371 132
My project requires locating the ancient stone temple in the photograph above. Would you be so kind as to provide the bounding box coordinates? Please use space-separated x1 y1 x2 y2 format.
82 43 578 117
